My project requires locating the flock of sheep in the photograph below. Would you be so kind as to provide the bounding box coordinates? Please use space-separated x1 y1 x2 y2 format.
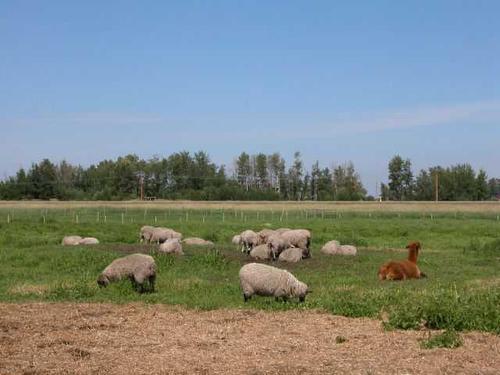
62 225 426 302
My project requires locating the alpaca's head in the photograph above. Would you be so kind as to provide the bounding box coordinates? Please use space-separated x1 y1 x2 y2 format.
406 241 421 260
406 241 420 250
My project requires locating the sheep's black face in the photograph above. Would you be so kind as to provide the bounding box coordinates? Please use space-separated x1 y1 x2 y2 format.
97 276 109 288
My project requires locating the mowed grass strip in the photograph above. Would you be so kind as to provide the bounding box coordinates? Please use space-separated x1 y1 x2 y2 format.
0 208 498 333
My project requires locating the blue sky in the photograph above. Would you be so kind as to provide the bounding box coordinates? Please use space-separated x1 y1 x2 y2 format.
1 1 499 194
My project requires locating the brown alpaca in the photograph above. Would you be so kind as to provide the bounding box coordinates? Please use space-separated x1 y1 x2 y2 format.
378 241 426 281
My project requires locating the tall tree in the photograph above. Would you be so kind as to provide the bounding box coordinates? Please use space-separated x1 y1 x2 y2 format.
476 169 489 201
288 152 303 200
388 155 413 200
235 152 251 190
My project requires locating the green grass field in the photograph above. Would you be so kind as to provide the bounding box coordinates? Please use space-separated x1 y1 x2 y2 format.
0 206 499 333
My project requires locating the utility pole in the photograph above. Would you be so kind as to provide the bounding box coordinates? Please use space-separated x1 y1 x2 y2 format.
139 175 144 201
434 172 439 202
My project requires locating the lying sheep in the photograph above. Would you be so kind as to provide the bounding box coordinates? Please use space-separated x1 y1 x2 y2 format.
278 247 305 263
321 240 341 255
97 253 156 293
232 235 242 247
338 245 357 256
239 263 309 302
159 238 184 255
79 237 99 245
140 225 155 243
249 244 272 260
61 236 82 246
182 237 214 246
240 230 259 254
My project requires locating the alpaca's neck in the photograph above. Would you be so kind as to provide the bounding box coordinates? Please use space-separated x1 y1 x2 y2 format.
407 249 418 263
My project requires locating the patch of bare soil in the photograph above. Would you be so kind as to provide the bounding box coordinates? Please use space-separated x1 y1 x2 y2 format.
0 303 498 375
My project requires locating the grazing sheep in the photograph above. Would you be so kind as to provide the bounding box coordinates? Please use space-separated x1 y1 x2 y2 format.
267 234 287 260
321 240 341 255
182 237 214 247
140 225 155 243
281 229 311 251
62 236 82 246
257 229 276 245
268 229 312 260
149 228 169 244
240 230 259 254
378 241 426 281
97 253 156 293
249 244 272 260
275 228 291 235
278 247 305 263
148 227 181 244
79 237 99 245
159 238 184 255
239 263 309 302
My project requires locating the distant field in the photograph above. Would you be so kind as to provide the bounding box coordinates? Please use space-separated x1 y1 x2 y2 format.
1 199 500 213
0 205 499 334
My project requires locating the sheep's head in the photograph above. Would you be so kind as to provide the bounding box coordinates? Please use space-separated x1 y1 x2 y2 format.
97 274 110 288
301 248 311 259
294 281 309 302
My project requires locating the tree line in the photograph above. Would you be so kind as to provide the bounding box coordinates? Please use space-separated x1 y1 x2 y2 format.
0 152 497 201
382 155 499 201
0 151 365 201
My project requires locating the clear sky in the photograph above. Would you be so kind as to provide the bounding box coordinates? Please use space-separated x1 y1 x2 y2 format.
1 1 499 194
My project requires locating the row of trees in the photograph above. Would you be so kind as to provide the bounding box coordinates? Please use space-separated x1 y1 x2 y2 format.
0 152 366 201
1 152 497 201
382 155 498 201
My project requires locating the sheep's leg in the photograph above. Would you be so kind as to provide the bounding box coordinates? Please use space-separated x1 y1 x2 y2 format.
129 276 140 292
149 275 156 292
243 293 251 302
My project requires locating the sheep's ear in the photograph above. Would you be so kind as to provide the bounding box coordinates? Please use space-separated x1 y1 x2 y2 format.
306 289 313 294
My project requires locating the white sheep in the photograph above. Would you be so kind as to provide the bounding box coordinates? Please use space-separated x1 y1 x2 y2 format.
321 241 357 256
239 263 309 302
140 225 155 243
267 229 312 260
321 240 341 255
149 227 182 244
249 244 272 260
61 236 82 246
257 229 276 245
182 237 214 247
159 238 184 255
97 253 156 293
339 245 357 256
240 230 259 254
78 237 99 245
275 228 291 235
232 234 242 247
278 247 304 263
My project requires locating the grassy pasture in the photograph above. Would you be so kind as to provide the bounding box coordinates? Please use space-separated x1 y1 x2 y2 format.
0 205 499 333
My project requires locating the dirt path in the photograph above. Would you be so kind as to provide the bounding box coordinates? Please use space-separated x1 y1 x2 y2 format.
1 303 499 374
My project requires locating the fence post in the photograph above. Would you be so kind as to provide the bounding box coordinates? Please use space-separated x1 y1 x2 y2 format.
7 214 10 223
